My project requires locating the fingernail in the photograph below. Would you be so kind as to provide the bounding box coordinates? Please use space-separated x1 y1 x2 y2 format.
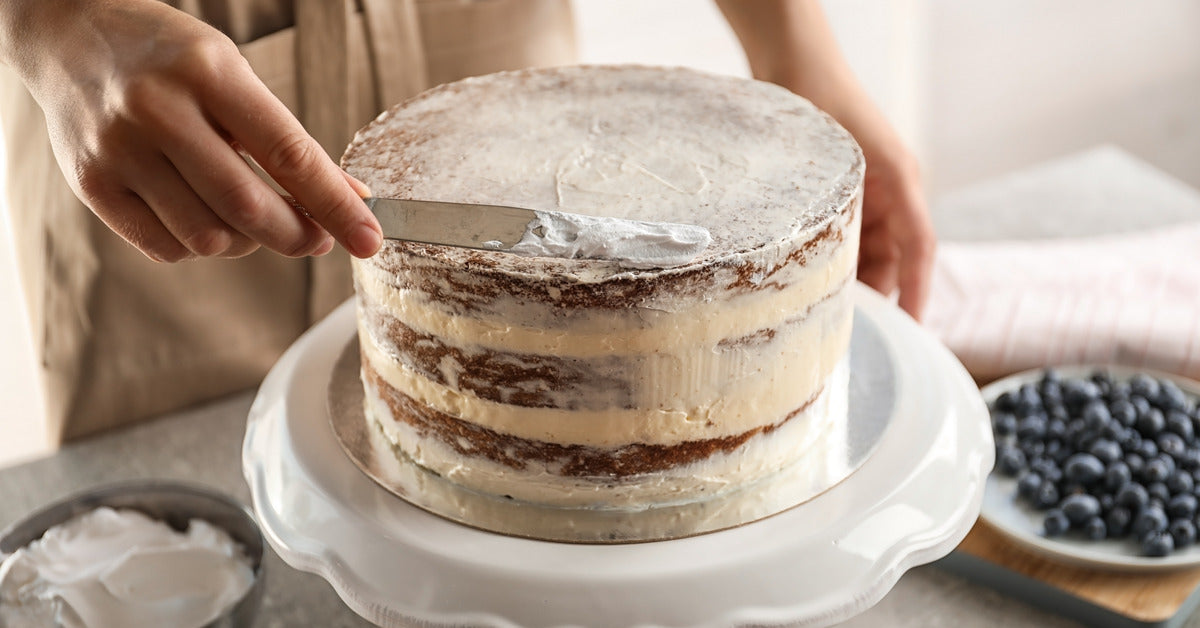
313 237 335 257
348 223 382 257
347 174 372 198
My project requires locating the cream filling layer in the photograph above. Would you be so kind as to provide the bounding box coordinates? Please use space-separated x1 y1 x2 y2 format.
366 357 849 509
353 214 858 357
359 290 852 446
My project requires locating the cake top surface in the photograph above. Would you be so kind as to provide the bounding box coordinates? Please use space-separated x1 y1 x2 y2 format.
343 65 863 271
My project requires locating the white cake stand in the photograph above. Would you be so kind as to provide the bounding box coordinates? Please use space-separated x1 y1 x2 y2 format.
242 284 993 628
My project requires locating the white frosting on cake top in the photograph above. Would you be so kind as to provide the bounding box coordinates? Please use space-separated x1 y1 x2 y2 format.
485 209 712 269
343 65 863 268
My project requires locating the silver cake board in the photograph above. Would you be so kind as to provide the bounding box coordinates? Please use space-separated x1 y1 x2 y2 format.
327 310 896 544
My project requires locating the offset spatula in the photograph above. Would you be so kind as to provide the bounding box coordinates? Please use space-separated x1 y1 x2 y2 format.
362 196 712 268
363 197 535 251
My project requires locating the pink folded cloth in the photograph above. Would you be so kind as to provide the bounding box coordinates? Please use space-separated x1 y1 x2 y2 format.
924 222 1200 384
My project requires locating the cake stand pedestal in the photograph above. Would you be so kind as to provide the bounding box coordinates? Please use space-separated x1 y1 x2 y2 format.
242 284 993 628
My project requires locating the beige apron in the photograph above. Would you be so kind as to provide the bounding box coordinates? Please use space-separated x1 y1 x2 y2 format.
0 0 576 443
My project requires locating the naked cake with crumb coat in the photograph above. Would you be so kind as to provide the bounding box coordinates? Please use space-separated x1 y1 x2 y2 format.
343 65 863 510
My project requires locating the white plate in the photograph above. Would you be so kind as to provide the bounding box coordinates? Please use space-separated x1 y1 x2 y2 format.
980 366 1200 572
242 284 993 628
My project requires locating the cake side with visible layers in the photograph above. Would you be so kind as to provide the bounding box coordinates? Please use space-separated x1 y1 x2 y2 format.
343 65 864 509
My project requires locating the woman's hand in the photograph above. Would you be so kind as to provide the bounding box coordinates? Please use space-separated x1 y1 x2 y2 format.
0 0 381 262
856 140 935 319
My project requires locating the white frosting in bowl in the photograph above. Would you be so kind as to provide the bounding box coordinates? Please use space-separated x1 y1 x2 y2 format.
0 508 254 628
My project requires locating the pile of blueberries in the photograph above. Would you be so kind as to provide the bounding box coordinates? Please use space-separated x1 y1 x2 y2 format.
991 369 1200 556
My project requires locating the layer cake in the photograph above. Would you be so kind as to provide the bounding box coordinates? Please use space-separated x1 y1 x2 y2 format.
344 65 863 510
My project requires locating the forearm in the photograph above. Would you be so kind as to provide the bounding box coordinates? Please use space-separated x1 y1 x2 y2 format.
0 0 80 76
716 1 855 104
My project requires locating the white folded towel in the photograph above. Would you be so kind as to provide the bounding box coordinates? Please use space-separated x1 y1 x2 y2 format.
924 222 1200 384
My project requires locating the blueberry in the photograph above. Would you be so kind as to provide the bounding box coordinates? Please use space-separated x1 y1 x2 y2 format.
1105 462 1133 491
1159 433 1187 459
1043 385 1065 408
1017 415 1048 441
1149 482 1172 504
1064 453 1106 485
1116 483 1150 510
1062 494 1102 525
1048 405 1070 423
1021 439 1047 458
1138 410 1167 439
1099 493 1116 512
1169 494 1199 520
1041 368 1063 387
1132 506 1170 537
1142 531 1175 557
1144 457 1170 483
1110 399 1138 427
1138 439 1160 461
1132 395 1153 418
1084 516 1107 540
1182 448 1200 471
1125 453 1147 476
1168 411 1195 443
1017 472 1044 500
1167 470 1195 495
1031 458 1063 483
1171 519 1197 549
1131 374 1161 400
1044 509 1070 537
992 412 1018 437
1157 381 1189 413
995 390 1020 413
1100 421 1125 441
1083 401 1112 431
1089 439 1123 465
1120 430 1143 453
1109 381 1132 402
997 446 1028 477
1157 454 1178 476
1106 506 1132 537
1035 482 1061 510
1016 386 1044 417
1065 380 1102 409
1047 419 1068 441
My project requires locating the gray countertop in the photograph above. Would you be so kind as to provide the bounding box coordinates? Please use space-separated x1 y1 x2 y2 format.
2 146 1199 627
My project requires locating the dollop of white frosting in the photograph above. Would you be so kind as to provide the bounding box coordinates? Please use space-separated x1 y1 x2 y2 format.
494 210 711 269
0 507 254 628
